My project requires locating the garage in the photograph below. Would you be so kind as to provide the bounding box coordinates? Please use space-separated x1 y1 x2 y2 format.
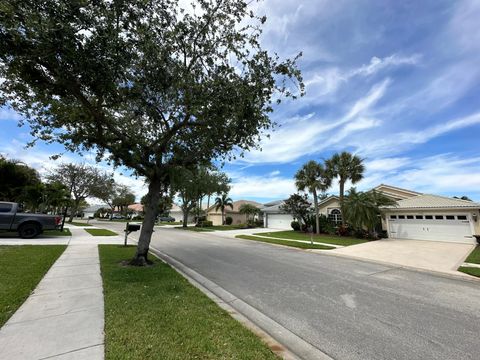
266 214 295 230
383 195 479 244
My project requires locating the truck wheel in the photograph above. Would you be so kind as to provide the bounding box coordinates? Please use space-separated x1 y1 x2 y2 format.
18 223 41 239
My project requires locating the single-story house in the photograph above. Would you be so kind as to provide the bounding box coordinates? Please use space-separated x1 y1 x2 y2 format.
82 204 107 219
206 200 262 226
262 184 422 230
169 204 195 223
128 203 144 217
381 194 480 244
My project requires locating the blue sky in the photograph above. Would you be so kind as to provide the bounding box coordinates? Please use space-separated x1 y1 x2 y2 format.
1 0 480 203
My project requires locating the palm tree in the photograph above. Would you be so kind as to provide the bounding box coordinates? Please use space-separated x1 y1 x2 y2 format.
342 188 396 237
325 152 365 225
294 160 331 234
238 203 260 224
214 194 233 225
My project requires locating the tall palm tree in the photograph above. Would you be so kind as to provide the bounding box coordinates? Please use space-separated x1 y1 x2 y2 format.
295 160 331 234
214 194 233 225
325 152 365 225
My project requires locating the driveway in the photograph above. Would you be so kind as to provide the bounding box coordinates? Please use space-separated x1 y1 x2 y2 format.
329 239 475 275
95 221 480 360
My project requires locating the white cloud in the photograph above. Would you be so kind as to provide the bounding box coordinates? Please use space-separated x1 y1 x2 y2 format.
0 107 22 121
228 172 295 200
241 79 390 164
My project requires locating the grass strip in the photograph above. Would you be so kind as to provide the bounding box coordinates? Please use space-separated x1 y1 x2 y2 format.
85 228 118 236
99 245 278 359
68 221 93 227
458 266 480 278
254 231 366 246
465 246 480 264
0 245 66 327
43 228 72 236
236 235 334 250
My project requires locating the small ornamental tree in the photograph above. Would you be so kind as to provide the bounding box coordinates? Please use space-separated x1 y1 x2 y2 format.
280 193 311 225
0 0 303 265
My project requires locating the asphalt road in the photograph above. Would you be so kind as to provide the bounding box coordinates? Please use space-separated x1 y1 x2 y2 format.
97 221 480 360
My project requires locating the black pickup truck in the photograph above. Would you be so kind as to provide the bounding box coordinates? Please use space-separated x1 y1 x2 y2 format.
0 202 62 238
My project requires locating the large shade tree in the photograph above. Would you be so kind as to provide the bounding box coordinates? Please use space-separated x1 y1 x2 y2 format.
325 152 365 225
295 160 331 234
0 0 303 265
47 163 110 222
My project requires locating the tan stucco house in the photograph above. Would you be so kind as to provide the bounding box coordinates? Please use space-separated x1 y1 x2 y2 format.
206 200 262 225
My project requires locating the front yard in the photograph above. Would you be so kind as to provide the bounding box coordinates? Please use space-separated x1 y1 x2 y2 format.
0 245 66 327
254 230 367 246
458 246 480 277
99 245 277 359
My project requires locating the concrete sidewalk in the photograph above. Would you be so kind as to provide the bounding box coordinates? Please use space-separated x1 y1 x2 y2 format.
0 231 107 359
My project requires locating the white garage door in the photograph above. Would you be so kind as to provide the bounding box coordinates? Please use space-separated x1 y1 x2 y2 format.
267 214 295 230
388 214 474 243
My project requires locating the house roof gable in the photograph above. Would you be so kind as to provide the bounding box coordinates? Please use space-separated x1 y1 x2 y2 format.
382 194 480 210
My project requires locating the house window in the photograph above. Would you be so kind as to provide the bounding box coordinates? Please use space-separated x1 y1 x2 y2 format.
328 209 342 225
425 215 433 219
457 215 467 220
435 215 444 220
407 215 414 219
390 215 397 219
415 215 423 219
398 215 405 219
445 215 455 220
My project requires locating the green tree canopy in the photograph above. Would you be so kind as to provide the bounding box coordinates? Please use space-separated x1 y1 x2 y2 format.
0 156 41 202
0 0 303 264
280 193 311 225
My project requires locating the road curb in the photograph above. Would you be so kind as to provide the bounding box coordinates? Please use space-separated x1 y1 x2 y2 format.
146 245 333 360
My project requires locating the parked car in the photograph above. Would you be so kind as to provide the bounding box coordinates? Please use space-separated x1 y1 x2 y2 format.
0 202 62 238
157 216 175 223
111 214 125 220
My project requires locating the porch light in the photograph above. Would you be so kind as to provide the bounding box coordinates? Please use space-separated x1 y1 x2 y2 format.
473 213 478 222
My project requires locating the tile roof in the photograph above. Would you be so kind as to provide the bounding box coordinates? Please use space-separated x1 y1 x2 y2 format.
382 194 480 209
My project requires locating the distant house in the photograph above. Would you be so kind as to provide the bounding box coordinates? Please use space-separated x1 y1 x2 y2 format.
82 204 107 219
169 204 195 223
127 203 144 217
206 200 262 225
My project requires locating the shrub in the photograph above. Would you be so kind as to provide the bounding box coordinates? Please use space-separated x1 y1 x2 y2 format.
254 219 264 227
336 225 351 237
225 216 233 225
291 221 301 231
196 220 213 227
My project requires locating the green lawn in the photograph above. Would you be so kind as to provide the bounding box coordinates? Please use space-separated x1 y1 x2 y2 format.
99 246 278 359
458 267 480 277
465 246 480 264
177 225 257 232
156 221 183 226
255 230 367 246
0 245 66 327
68 221 93 227
175 226 214 232
43 228 72 237
85 228 118 236
236 235 334 250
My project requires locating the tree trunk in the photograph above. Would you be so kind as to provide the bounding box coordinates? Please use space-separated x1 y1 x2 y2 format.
339 180 345 226
207 195 210 210
313 189 320 234
222 208 225 225
130 176 162 266
183 208 189 227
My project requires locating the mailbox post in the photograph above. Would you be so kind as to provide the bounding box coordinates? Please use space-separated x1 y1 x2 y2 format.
124 222 141 246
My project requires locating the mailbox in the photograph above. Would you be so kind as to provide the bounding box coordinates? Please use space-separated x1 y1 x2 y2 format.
127 224 141 232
